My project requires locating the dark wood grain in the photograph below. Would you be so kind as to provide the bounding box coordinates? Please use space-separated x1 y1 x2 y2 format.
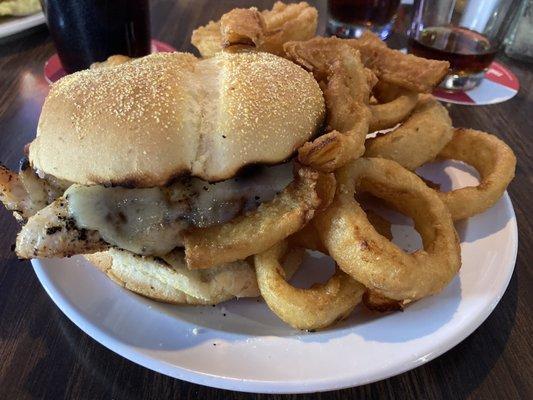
0 1 532 399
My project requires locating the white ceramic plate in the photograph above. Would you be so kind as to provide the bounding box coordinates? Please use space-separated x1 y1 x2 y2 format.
32 162 517 393
0 12 45 39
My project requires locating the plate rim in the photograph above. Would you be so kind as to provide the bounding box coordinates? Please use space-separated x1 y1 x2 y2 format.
32 192 518 394
0 12 46 39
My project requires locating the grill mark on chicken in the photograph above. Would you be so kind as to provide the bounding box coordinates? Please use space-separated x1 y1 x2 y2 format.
16 198 109 259
11 162 294 259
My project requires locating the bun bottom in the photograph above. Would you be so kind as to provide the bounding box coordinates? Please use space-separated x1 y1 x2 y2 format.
85 249 260 305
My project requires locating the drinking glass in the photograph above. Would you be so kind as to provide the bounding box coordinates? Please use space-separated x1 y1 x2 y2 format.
409 0 522 91
505 0 533 62
40 0 151 73
327 0 401 39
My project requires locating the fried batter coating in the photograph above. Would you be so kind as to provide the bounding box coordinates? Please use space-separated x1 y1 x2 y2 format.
220 7 266 48
315 157 461 301
365 95 453 170
369 81 419 132
191 2 318 57
346 32 450 93
434 128 517 221
184 167 334 269
284 38 373 171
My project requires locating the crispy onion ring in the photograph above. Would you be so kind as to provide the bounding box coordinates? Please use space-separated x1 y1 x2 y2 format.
364 96 453 170
289 222 326 253
431 128 516 221
289 208 391 255
369 82 419 132
284 38 372 172
191 2 318 57
183 166 335 269
314 157 461 301
358 197 406 311
345 31 450 93
219 7 266 48
290 208 405 313
371 79 406 103
254 240 364 330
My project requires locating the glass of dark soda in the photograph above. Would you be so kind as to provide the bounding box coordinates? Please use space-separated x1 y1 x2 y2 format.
40 0 151 73
327 0 401 40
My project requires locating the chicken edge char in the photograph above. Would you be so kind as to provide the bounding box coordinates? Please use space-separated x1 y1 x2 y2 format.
0 158 68 221
15 196 109 259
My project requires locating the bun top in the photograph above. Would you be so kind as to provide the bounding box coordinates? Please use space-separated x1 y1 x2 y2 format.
29 51 325 186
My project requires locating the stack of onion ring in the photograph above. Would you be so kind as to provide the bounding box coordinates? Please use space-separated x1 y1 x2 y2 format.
85 3 517 331
185 6 516 330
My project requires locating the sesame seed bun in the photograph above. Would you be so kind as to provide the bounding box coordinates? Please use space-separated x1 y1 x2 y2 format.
30 51 325 186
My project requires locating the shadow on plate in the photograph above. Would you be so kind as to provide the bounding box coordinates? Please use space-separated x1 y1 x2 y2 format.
45 268 516 399
455 195 514 244
418 160 514 242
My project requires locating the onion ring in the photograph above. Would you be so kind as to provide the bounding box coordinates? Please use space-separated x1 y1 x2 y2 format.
289 208 391 255
254 240 364 330
345 31 450 93
314 157 461 301
290 207 402 312
219 7 266 49
431 128 516 221
364 96 453 170
289 222 326 253
191 2 318 57
284 38 372 172
371 80 406 103
358 199 405 311
183 166 335 269
369 82 419 132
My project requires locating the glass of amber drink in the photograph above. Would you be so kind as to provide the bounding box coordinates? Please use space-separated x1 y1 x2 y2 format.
409 0 521 91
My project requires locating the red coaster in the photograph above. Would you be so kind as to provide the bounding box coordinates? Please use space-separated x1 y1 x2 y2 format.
44 39 176 84
433 62 519 106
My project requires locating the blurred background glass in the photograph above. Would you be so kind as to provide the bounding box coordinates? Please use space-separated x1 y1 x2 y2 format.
327 0 401 39
505 0 533 62
409 0 522 91
40 0 151 73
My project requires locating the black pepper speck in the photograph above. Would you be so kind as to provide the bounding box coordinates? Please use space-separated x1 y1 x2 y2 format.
46 226 62 235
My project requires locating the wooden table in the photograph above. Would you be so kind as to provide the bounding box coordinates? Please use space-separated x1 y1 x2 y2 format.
0 1 531 399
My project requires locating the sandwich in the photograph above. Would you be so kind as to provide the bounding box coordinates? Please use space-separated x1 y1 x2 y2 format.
0 50 330 303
